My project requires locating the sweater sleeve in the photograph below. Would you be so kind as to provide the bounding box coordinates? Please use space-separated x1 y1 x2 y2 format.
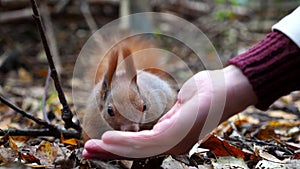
229 30 300 110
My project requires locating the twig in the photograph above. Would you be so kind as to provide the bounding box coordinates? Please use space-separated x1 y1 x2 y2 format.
80 0 98 33
29 0 81 131
0 95 55 129
0 8 33 23
41 1 62 75
0 95 81 139
53 0 71 13
42 68 51 123
0 128 81 139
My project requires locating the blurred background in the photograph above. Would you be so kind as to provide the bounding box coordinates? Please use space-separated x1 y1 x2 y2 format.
0 0 299 119
0 0 299 88
0 1 300 168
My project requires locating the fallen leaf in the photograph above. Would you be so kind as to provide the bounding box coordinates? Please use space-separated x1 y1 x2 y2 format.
61 137 77 146
0 114 11 129
268 120 300 127
0 132 9 146
20 148 40 164
254 127 279 140
0 148 18 163
257 150 282 163
35 141 57 166
18 68 33 83
9 136 18 151
161 156 185 169
255 159 300 168
200 134 253 159
268 110 298 120
11 136 30 142
211 156 249 169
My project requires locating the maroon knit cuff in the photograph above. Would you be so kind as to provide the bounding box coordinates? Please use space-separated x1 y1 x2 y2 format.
229 30 300 110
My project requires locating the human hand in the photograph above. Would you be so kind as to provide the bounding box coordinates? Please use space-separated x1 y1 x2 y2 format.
82 65 257 159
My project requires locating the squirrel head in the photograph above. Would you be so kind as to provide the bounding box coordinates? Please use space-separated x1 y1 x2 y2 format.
97 46 146 132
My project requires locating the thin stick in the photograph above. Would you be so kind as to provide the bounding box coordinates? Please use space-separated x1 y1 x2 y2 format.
0 8 32 23
80 0 98 33
0 95 81 139
0 95 55 130
41 1 62 75
42 67 51 123
0 128 81 139
29 0 81 131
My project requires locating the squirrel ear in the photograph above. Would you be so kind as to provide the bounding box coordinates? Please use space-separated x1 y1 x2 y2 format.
106 48 118 87
101 48 118 99
122 46 137 85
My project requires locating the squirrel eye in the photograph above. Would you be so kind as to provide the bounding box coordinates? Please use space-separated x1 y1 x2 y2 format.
107 106 115 116
142 103 147 112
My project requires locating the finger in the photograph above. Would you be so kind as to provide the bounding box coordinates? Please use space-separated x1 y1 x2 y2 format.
101 115 175 145
99 100 200 158
83 139 129 159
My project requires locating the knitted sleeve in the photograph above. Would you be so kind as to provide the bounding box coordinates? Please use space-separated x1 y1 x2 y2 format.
229 30 300 110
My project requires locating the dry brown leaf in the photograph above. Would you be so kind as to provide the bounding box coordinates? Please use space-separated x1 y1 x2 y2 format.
256 149 282 163
268 110 298 120
35 141 57 166
293 152 300 159
161 156 185 169
230 112 260 125
0 148 18 163
11 136 30 142
200 134 257 160
0 116 11 130
0 104 9 112
36 68 49 78
254 127 279 140
9 136 18 152
18 68 33 83
211 156 249 169
255 159 300 168
20 147 40 164
61 137 77 146
286 142 300 149
280 95 293 104
268 120 300 127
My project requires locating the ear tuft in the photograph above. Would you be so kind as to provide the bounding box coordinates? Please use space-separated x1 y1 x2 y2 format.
122 46 137 84
100 48 118 99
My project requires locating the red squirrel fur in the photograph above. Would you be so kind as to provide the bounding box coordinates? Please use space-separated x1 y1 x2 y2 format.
82 37 177 142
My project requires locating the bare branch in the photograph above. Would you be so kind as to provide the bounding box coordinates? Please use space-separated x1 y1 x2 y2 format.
0 95 53 129
80 0 98 33
41 1 62 75
29 0 81 132
0 8 32 23
42 68 51 123
0 128 81 139
0 95 81 139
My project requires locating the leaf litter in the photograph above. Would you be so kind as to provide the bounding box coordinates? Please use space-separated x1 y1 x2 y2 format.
1 1 300 168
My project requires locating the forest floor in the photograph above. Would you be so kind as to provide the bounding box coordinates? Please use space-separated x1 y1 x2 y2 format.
0 0 300 168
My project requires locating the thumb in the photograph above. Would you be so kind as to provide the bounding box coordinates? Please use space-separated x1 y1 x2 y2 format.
83 139 126 159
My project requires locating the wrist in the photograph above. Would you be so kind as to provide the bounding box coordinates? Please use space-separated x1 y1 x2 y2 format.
222 65 257 120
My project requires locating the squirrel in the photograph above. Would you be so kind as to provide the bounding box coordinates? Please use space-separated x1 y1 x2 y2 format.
82 37 178 142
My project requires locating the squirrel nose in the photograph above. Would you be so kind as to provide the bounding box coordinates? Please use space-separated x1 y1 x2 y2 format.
120 123 140 132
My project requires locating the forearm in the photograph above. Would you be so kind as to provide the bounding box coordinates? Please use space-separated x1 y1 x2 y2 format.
220 65 257 121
